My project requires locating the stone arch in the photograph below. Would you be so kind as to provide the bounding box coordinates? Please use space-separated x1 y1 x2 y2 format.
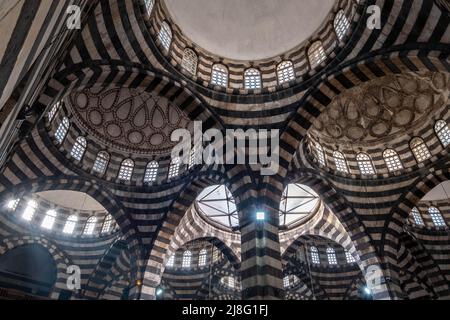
37 62 223 130
0 236 73 299
141 169 235 299
0 175 141 283
285 168 392 297
279 54 450 180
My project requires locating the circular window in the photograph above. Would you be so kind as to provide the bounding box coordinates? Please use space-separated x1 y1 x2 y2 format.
196 185 238 228
279 184 320 227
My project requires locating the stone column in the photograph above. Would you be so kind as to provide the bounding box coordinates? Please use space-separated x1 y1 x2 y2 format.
239 198 284 300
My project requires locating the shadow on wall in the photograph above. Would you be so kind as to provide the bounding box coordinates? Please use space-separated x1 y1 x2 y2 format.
0 244 57 298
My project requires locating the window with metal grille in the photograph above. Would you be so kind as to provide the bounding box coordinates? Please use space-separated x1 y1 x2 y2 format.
435 120 450 147
244 68 262 89
333 151 349 173
48 102 61 122
310 246 320 264
63 215 78 234
145 0 154 14
71 136 87 161
22 200 37 221
7 199 20 211
428 206 446 227
182 251 192 268
158 21 172 52
283 276 290 288
211 64 228 87
93 151 109 175
118 159 134 181
168 157 181 179
334 10 350 41
327 247 338 265
101 215 113 233
167 255 175 268
277 61 295 85
383 149 403 172
182 48 198 76
411 207 424 226
55 117 70 144
345 250 356 263
357 153 376 175
144 161 159 183
41 210 57 230
308 41 327 69
83 216 97 235
410 137 431 163
198 249 207 267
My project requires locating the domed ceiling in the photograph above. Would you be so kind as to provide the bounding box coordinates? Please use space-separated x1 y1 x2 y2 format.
68 87 193 155
164 0 335 60
310 72 449 146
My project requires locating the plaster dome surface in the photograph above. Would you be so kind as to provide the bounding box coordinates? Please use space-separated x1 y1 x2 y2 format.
164 0 336 60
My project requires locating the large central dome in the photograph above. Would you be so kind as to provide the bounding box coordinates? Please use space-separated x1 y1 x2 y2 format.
164 0 336 60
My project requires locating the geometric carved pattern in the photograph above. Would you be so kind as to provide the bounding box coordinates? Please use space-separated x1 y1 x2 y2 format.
69 87 192 155
311 72 449 145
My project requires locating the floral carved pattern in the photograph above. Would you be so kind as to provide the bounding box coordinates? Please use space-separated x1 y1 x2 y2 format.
311 72 449 145
68 87 192 154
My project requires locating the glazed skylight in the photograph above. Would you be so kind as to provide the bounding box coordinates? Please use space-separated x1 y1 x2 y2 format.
196 185 238 228
279 184 320 227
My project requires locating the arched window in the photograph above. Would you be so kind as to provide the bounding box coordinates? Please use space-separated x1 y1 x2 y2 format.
41 209 57 230
345 250 356 263
63 215 78 234
48 101 61 122
93 151 110 175
182 251 192 268
277 61 295 85
435 120 450 147
118 159 134 181
227 277 235 289
314 142 326 167
83 216 97 235
211 64 228 87
428 206 446 227
213 248 222 262
22 200 37 221
182 48 198 76
308 41 327 69
333 151 349 173
357 153 376 175
168 157 181 179
244 68 262 90
221 276 235 289
411 207 424 226
167 255 175 268
383 149 403 172
188 146 197 169
7 199 20 211
326 247 338 265
310 246 320 264
198 249 207 267
144 161 159 183
334 10 350 41
71 136 87 161
283 276 290 288
55 117 70 144
410 137 431 163
145 0 155 14
101 215 113 234
158 21 172 52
